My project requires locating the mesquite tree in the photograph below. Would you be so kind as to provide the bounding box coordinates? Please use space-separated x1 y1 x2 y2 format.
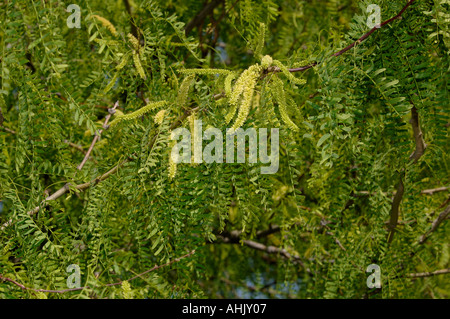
0 0 449 299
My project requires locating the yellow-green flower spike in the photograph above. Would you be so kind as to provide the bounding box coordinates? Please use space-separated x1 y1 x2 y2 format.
179 68 231 76
104 73 118 93
116 54 129 70
225 103 238 125
132 50 146 79
254 22 266 58
153 109 166 124
272 59 306 86
91 15 118 37
224 72 237 98
270 76 299 131
127 33 140 50
177 74 195 109
261 55 273 69
109 101 167 127
121 280 133 299
228 64 262 132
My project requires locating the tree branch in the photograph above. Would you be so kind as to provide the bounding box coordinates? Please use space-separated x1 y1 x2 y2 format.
409 105 427 162
419 203 450 244
77 101 119 170
217 233 306 268
421 186 449 195
408 268 450 278
185 0 224 36
387 174 405 243
287 0 417 73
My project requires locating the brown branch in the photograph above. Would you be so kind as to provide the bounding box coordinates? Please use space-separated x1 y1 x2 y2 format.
387 174 405 243
408 268 450 278
287 0 417 73
0 125 16 134
419 203 450 244
77 101 119 170
205 0 240 35
217 234 306 268
123 0 138 38
388 105 427 243
0 250 195 294
0 104 4 127
421 186 449 195
185 0 224 36
409 105 427 162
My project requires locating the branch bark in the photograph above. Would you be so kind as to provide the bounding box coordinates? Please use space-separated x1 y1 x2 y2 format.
409 106 427 162
387 174 405 244
419 203 450 244
287 0 417 73
217 233 307 269
421 186 449 195
185 0 224 36
77 101 119 170
408 268 450 278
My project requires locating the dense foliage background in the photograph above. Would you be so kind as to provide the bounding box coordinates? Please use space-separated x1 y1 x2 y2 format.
0 0 449 299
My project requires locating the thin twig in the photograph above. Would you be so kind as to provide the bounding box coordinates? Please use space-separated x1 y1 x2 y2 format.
419 203 450 244
408 268 450 278
0 250 195 294
421 186 449 195
387 174 405 243
409 105 427 162
217 233 307 269
287 0 417 73
77 101 119 170
185 0 224 36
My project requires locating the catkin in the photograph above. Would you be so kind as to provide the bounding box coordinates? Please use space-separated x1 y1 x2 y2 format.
153 109 166 124
91 15 118 36
104 73 118 93
109 101 167 127
127 33 140 50
270 76 299 131
121 281 133 299
116 54 129 70
261 55 273 69
272 59 306 85
187 112 197 166
177 74 195 109
132 50 146 79
254 22 266 57
228 64 261 132
179 68 231 76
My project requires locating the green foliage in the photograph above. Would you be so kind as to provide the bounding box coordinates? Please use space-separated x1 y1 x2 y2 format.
0 0 448 299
